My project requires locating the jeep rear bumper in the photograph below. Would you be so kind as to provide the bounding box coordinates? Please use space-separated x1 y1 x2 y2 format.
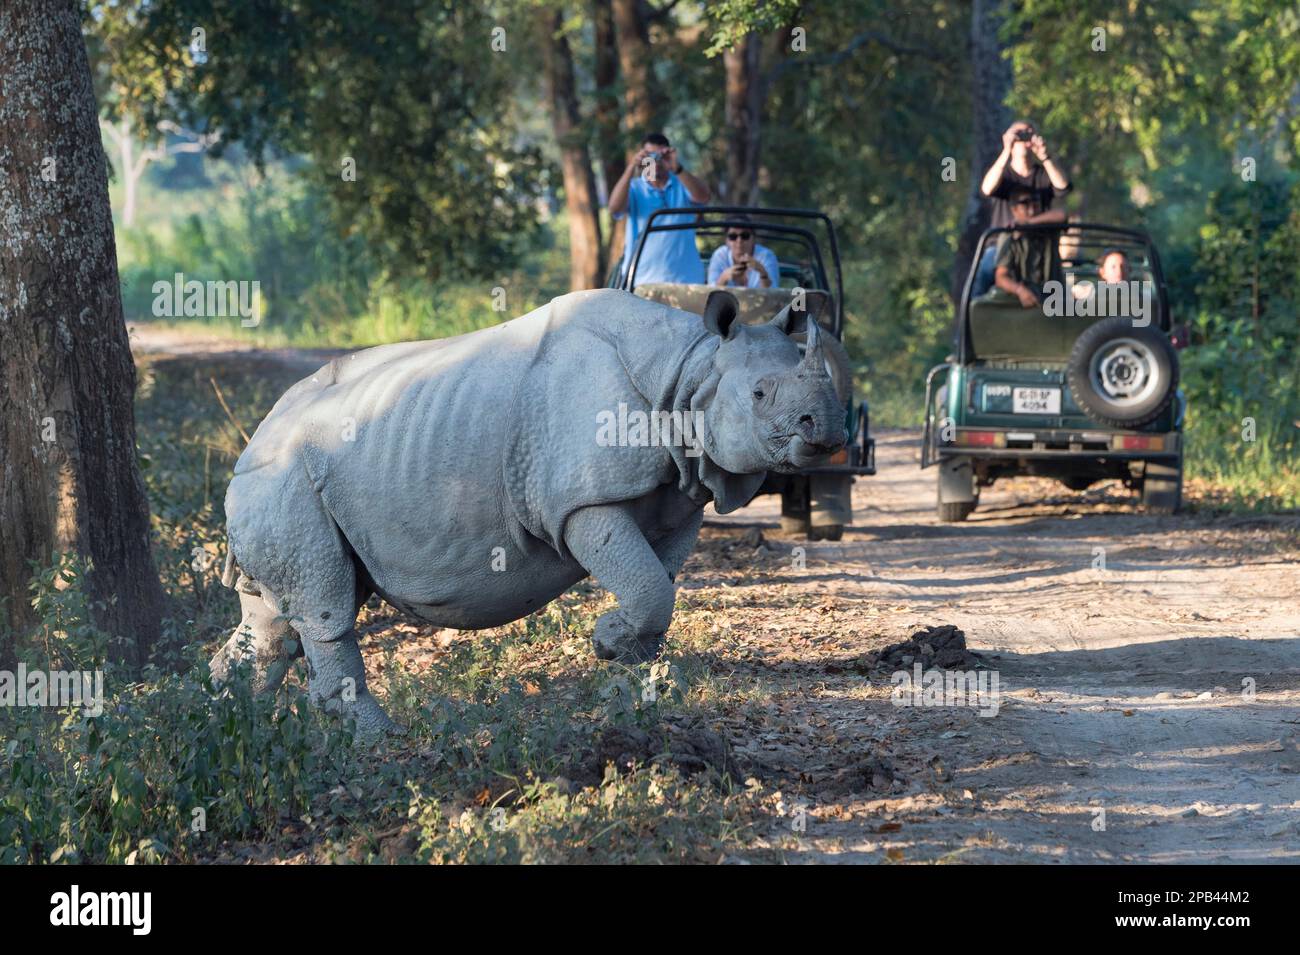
930 426 1181 464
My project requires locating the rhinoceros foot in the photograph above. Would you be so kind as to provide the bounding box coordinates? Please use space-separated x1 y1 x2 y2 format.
591 609 665 664
322 691 407 742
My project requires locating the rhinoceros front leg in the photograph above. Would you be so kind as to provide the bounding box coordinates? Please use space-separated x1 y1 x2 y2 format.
650 508 703 584
300 630 403 740
565 503 676 664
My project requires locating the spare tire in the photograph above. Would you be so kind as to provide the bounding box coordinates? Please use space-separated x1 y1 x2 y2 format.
1066 317 1178 428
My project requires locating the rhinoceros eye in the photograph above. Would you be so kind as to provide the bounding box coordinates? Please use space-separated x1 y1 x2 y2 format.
752 389 765 400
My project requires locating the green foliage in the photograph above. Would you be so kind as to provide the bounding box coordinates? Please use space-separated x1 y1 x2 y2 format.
88 0 549 281
1179 176 1300 506
702 0 803 56
407 764 751 864
21 556 113 673
0 571 353 864
116 155 569 346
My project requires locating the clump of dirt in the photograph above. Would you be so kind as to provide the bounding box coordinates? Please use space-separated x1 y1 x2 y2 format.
857 624 982 672
830 753 906 794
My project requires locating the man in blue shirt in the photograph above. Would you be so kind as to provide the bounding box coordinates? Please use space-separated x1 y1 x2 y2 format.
609 132 712 286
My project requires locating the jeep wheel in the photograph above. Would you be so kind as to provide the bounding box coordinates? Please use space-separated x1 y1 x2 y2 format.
938 501 976 523
1067 317 1178 428
781 479 811 535
1141 459 1183 514
780 515 811 534
936 456 977 523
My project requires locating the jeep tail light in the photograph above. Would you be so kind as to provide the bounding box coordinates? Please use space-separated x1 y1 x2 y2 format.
955 430 1005 448
1113 434 1165 451
827 448 848 465
1170 323 1191 349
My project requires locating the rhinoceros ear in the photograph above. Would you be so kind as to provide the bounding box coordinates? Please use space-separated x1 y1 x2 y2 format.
769 290 830 335
702 290 741 339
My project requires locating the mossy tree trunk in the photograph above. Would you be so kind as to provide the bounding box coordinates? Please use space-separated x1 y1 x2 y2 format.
0 0 166 670
952 0 1012 303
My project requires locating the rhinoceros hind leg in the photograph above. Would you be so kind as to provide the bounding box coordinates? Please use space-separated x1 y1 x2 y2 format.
565 504 675 665
210 586 303 694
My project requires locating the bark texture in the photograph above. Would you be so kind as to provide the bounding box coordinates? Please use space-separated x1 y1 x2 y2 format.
723 33 764 206
0 0 166 668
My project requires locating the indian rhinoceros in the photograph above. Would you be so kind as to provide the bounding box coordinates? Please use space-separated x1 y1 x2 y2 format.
211 287 846 736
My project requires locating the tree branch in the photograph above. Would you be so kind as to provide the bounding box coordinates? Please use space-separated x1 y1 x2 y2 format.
763 29 948 88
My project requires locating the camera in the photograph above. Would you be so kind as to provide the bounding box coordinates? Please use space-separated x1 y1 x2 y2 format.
1015 129 1033 142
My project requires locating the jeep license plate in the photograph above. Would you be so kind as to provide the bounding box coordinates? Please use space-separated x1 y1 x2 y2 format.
1013 387 1060 414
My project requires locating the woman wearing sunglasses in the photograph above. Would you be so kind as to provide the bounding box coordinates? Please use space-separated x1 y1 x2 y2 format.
707 220 779 289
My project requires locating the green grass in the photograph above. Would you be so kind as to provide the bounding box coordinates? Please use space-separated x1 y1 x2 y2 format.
1183 407 1300 510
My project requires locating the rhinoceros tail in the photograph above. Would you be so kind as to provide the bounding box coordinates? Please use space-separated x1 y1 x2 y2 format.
221 546 238 589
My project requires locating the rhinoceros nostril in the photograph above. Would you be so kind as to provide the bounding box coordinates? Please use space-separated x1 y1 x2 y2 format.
799 414 814 426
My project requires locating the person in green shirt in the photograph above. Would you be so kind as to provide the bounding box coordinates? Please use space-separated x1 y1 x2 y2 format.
993 188 1063 308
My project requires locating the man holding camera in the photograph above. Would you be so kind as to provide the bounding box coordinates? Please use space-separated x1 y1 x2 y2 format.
609 132 712 285
972 121 1071 296
708 217 779 289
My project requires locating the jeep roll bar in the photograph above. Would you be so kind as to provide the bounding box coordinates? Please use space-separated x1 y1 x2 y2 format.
622 206 847 339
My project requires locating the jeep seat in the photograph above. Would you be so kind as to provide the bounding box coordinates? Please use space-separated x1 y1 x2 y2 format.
633 283 834 330
967 293 1105 360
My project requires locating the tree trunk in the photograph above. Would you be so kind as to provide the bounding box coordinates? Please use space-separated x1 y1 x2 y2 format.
592 0 625 272
612 0 660 136
723 33 764 206
592 0 625 195
540 10 605 290
952 0 1012 303
0 0 166 670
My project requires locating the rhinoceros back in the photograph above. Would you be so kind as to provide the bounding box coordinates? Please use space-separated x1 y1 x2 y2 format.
224 289 715 620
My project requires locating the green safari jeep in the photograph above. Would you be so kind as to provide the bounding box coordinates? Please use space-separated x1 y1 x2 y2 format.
922 223 1189 521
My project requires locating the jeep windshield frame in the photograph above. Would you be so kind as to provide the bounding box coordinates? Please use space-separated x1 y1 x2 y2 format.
957 222 1170 364
619 206 846 339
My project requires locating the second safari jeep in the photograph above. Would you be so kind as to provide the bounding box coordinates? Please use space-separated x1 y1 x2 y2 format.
923 223 1189 521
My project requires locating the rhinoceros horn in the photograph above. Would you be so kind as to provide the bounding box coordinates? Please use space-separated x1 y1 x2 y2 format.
801 312 828 374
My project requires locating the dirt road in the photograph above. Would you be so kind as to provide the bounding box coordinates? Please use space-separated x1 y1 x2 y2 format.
131 325 1300 863
699 431 1300 862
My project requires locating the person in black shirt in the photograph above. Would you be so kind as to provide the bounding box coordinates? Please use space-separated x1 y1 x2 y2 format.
972 121 1071 295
